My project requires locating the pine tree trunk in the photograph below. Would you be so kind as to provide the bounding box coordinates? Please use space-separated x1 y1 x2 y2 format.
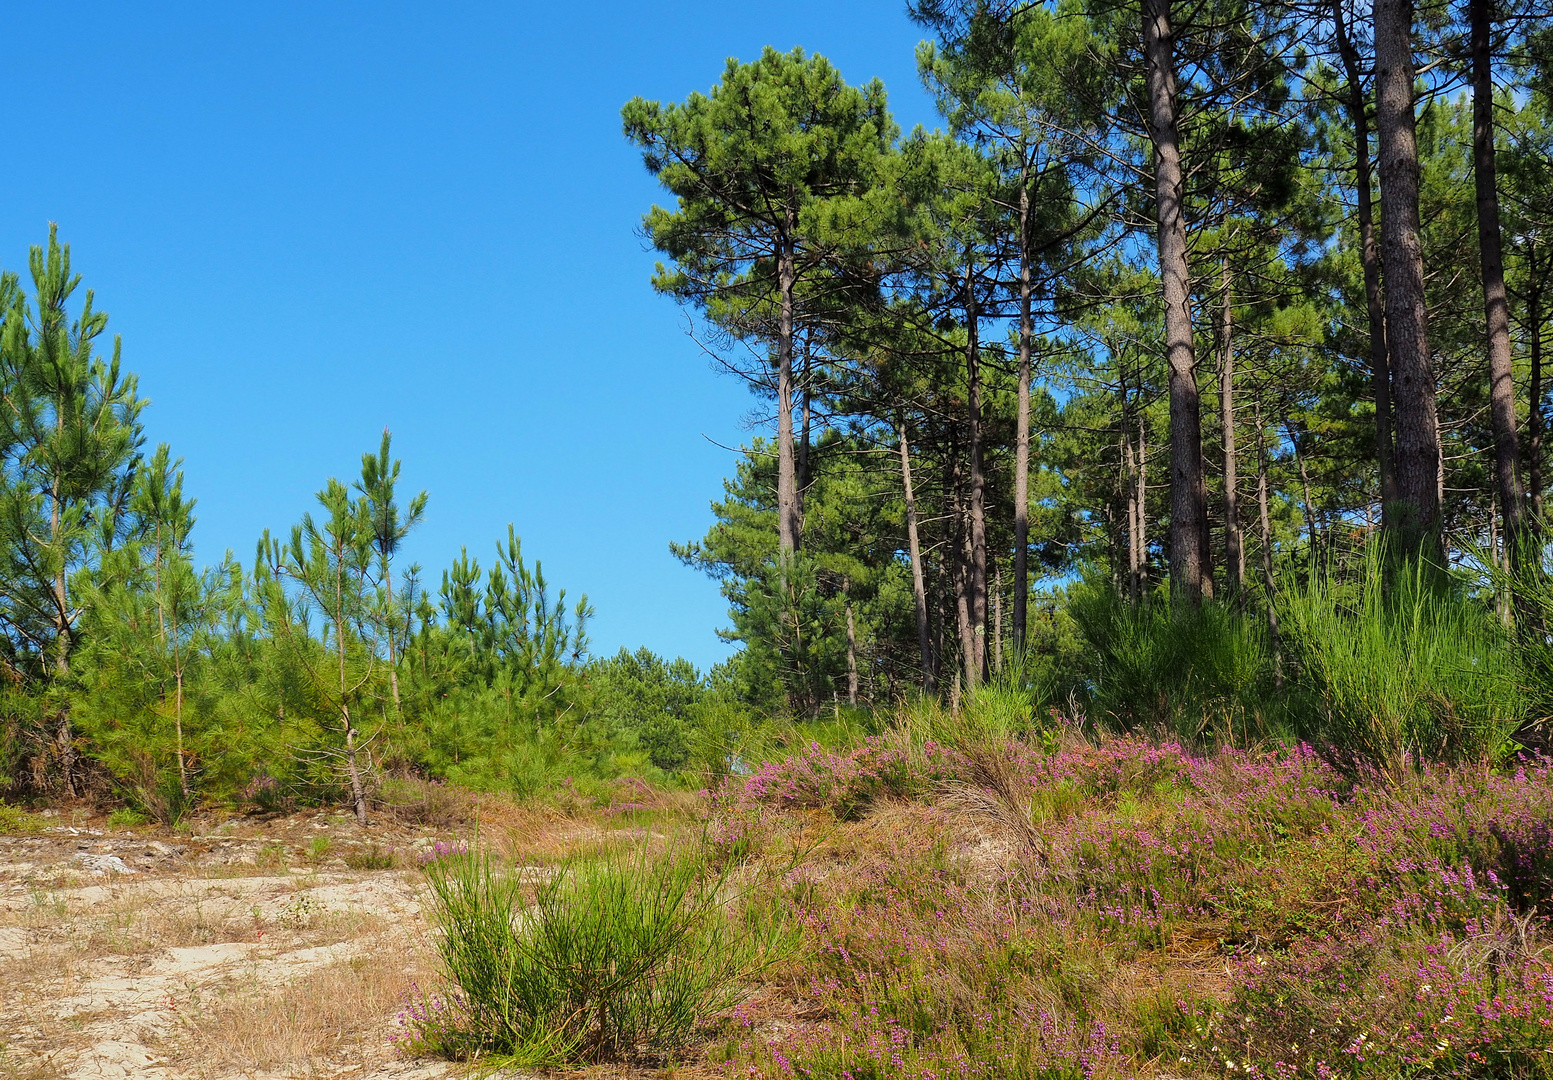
1220 261 1244 602
1135 399 1149 602
897 415 935 689
799 338 812 523
344 706 368 826
49 472 77 796
1143 0 1210 602
337 555 369 826
951 448 977 692
844 587 858 706
965 262 989 683
1333 0 1397 524
993 563 1004 676
1375 0 1443 556
776 225 801 554
1470 0 1526 571
1013 176 1034 653
1528 255 1545 524
1124 420 1140 604
384 566 401 710
1255 400 1284 690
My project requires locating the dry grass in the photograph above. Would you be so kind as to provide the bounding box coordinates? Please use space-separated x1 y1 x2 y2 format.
181 945 427 1076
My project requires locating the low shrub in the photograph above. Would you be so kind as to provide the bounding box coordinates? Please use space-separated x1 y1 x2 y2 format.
411 842 792 1064
0 800 43 834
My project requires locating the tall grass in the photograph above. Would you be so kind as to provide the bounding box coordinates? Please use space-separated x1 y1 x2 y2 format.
412 842 790 1065
1283 550 1523 775
1065 579 1280 743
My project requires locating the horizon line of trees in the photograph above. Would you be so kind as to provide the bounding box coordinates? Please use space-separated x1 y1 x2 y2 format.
0 228 742 816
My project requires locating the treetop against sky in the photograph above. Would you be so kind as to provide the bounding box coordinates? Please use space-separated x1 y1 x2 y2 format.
0 1 937 671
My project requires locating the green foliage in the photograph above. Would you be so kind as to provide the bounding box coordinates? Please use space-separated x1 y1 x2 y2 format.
0 800 43 834
0 226 146 794
1065 578 1281 743
415 844 791 1064
1284 550 1524 774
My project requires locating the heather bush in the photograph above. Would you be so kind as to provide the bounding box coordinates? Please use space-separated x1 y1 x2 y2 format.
715 727 1553 1079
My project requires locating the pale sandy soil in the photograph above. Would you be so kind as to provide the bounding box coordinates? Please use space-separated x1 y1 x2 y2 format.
0 813 493 1080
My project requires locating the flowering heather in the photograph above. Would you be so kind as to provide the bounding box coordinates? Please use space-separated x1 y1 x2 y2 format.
709 732 1553 1079
416 839 469 868
714 737 960 818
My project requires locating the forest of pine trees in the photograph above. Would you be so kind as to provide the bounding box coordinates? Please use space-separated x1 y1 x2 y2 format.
1 0 1551 818
632 0 1553 748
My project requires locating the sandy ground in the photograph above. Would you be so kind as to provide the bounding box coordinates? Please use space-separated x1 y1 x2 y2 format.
0 811 491 1080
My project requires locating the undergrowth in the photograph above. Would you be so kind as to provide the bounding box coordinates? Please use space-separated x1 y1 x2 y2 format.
403 841 794 1065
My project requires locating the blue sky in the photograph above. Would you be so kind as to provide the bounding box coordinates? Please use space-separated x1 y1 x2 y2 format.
0 2 940 671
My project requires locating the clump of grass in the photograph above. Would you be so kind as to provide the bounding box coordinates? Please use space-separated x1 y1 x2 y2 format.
409 842 791 1065
344 842 397 870
0 800 44 834
1284 550 1523 776
1066 579 1280 743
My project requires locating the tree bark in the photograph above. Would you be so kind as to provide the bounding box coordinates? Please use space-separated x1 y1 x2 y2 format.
1528 248 1545 524
798 336 812 523
1134 392 1149 603
992 563 1004 676
1143 0 1210 602
1332 0 1398 525
1013 175 1034 653
950 444 978 692
1255 400 1284 690
776 224 802 554
844 585 858 706
897 415 935 689
964 261 989 683
1375 0 1443 556
1220 261 1244 602
1470 0 1526 571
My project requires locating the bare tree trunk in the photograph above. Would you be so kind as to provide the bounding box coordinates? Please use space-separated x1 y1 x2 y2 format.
776 226 801 554
1135 399 1149 601
1013 176 1034 652
1124 424 1141 604
1333 0 1397 524
1470 0 1526 572
965 262 989 683
336 558 369 827
897 415 935 689
48 472 78 797
1528 252 1545 524
1255 401 1284 690
798 336 812 523
951 449 977 692
1220 261 1244 602
844 584 858 706
1375 0 1443 556
384 568 401 710
1119 366 1136 599
993 563 1004 676
1143 0 1210 602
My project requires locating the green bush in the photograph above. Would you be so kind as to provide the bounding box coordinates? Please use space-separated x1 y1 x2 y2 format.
415 843 790 1064
1067 579 1280 742
0 801 43 834
1283 551 1523 775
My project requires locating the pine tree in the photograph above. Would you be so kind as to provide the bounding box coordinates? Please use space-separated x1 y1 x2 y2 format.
0 226 145 793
